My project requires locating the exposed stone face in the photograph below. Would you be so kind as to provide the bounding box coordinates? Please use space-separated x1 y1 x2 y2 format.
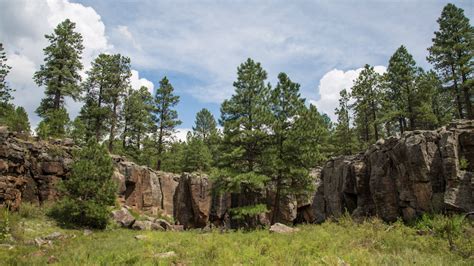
1 120 473 227
313 120 474 222
0 129 180 217
174 172 213 229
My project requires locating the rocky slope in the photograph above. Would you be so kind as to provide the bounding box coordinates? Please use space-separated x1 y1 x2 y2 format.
1 120 473 228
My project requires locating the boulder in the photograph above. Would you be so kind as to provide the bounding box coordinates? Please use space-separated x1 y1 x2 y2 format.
269 223 299 234
111 208 135 228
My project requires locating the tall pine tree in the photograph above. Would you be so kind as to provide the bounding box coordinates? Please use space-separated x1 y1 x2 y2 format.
34 19 84 137
427 3 473 119
217 58 271 226
152 77 181 170
351 64 382 146
333 89 357 155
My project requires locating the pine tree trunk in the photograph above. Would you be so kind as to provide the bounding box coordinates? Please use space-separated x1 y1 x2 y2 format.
95 85 103 142
108 101 118 152
451 65 464 119
461 73 472 119
399 117 405 134
156 125 164 171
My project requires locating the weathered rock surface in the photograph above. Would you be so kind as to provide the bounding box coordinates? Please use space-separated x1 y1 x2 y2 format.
111 207 136 228
0 128 180 217
174 172 213 229
312 120 474 222
2 120 474 227
269 223 299 234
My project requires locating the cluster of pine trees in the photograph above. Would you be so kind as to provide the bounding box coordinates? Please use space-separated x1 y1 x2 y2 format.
333 3 473 155
0 3 471 226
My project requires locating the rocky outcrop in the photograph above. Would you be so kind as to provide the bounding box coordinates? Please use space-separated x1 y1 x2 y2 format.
0 127 180 217
174 172 213 229
312 120 474 222
2 120 474 227
112 156 180 216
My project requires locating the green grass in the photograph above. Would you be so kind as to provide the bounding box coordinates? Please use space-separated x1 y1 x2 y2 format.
0 208 472 265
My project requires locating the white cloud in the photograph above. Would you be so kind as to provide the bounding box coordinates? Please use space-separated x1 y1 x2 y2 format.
0 0 151 129
116 25 141 50
311 66 386 121
130 70 154 94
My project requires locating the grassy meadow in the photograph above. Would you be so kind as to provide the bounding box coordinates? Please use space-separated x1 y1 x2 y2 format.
0 205 473 265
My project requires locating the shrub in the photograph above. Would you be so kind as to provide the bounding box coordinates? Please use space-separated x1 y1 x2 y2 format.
50 139 116 229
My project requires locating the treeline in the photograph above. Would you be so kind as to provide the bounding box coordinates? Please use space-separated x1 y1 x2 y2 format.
0 3 472 225
333 3 473 155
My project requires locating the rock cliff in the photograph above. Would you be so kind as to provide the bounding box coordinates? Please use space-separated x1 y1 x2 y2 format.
1 120 473 227
309 120 474 222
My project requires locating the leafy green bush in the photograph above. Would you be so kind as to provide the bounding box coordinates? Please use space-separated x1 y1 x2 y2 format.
50 139 116 229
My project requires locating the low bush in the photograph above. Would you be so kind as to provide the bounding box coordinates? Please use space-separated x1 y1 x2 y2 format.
50 139 116 229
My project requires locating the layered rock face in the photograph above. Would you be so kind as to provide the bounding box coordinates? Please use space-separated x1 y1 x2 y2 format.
0 127 180 217
310 120 474 222
1 120 473 227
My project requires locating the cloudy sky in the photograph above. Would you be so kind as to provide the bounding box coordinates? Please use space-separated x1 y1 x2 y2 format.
0 0 472 138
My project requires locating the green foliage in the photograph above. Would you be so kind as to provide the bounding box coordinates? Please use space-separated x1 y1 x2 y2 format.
69 117 87 146
121 86 154 160
193 108 220 165
0 208 11 242
34 19 84 137
427 3 473 119
230 204 268 220
217 58 272 224
51 140 116 229
0 103 30 134
1 213 472 265
459 156 469 170
0 43 14 104
18 203 43 219
152 76 182 170
160 141 185 173
350 64 383 146
182 132 213 172
333 89 358 155
385 45 427 132
36 108 70 139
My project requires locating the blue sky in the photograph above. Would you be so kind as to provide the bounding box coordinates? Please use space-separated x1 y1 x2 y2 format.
1 0 472 138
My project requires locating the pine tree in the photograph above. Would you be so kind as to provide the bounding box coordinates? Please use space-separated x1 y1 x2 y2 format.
0 105 30 134
192 108 220 165
0 43 13 104
51 140 116 229
79 54 117 141
121 86 154 160
351 64 382 146
417 70 452 127
34 19 84 137
267 72 313 224
152 77 181 170
385 46 420 132
160 141 185 173
294 104 331 166
182 132 212 172
427 3 473 119
333 89 357 155
105 55 131 152
193 108 218 143
216 58 272 226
